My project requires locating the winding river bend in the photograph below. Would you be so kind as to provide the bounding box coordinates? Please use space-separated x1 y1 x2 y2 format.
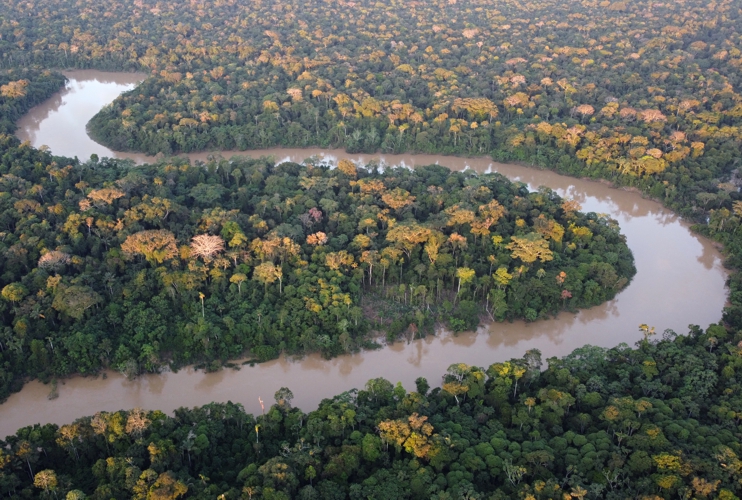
1 70 728 438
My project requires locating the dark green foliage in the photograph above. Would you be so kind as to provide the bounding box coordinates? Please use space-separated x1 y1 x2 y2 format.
1 328 741 499
0 137 634 402
1 0 742 495
0 69 66 134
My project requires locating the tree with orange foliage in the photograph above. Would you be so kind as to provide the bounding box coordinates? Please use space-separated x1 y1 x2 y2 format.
445 233 467 267
478 199 507 224
561 200 582 217
306 232 328 246
337 159 357 178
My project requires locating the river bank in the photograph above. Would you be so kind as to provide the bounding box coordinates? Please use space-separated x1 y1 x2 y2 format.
0 70 728 438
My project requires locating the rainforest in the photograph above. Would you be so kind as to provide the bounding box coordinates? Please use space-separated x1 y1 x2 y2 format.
0 0 741 497
0 122 636 389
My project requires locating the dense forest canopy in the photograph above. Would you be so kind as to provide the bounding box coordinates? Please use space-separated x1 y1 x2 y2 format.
0 0 738 178
0 81 635 400
0 0 739 180
0 69 66 135
1 328 742 499
1 0 742 497
3 0 742 321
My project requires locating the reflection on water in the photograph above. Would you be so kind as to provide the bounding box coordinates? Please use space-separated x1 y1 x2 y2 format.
16 70 145 160
0 70 729 439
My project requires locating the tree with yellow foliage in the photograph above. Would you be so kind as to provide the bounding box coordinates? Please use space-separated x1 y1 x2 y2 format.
121 230 178 265
229 273 247 294
381 188 416 215
360 250 380 286
506 233 554 264
386 223 430 260
378 412 435 457
493 267 513 288
87 187 125 207
568 223 593 248
455 267 476 296
424 230 446 265
336 159 357 178
253 261 283 293
533 214 565 243
445 205 476 230
0 79 28 98
325 250 355 271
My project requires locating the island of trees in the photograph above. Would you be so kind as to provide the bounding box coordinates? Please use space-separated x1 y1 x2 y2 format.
0 85 635 397
2 0 741 324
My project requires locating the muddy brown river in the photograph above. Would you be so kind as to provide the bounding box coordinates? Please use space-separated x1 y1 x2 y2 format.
1 70 728 438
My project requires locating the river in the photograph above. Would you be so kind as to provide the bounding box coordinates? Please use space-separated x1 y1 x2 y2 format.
1 70 728 438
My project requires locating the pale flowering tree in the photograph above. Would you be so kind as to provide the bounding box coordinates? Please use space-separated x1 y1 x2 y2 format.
640 109 667 123
190 234 226 262
38 250 71 271
574 104 595 122
619 107 637 120
125 407 150 437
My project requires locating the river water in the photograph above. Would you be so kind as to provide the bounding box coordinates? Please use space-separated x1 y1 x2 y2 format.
1 70 728 438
